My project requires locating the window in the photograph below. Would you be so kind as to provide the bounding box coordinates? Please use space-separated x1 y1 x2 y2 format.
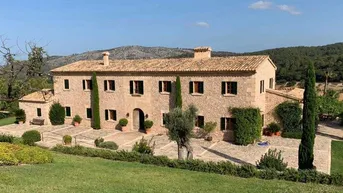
260 80 265 93
261 114 265 126
104 80 115 91
220 117 236 131
37 108 42 117
195 115 204 128
105 110 117 121
162 113 168 126
64 79 69 89
269 78 274 89
83 80 92 90
130 80 144 95
86 108 92 119
65 107 71 117
222 81 237 95
189 81 204 94
159 81 172 93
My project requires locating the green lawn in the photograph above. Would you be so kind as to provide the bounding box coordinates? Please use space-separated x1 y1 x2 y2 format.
0 117 16 126
0 153 342 193
331 140 343 174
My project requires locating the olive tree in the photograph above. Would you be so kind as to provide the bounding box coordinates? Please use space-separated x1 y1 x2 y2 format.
165 105 198 160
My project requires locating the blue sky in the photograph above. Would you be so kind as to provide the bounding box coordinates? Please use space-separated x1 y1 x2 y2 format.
1 0 343 56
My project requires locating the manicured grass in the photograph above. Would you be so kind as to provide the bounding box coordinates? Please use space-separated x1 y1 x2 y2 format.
331 140 343 174
0 153 342 193
0 117 16 126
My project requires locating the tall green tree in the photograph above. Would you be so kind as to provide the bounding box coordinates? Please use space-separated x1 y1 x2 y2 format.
165 105 197 160
298 61 316 170
175 76 182 108
91 72 101 129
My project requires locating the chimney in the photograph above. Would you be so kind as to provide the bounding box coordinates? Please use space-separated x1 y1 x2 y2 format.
102 52 110 66
194 46 212 59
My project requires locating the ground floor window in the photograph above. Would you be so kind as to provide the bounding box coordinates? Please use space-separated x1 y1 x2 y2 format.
37 108 42 117
86 108 92 119
65 107 71 117
105 109 117 121
220 117 236 131
261 114 264 126
195 115 204 128
161 112 168 126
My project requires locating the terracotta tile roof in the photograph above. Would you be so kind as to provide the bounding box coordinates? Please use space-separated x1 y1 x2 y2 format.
51 55 271 73
19 89 54 102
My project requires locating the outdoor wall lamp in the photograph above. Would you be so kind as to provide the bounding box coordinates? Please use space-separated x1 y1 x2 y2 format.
145 114 149 119
126 113 129 117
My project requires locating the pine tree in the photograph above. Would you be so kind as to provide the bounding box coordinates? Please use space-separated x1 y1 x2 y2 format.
175 76 182 108
92 72 101 129
298 61 316 169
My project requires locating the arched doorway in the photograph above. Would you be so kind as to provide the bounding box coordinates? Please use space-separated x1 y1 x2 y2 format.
133 108 145 131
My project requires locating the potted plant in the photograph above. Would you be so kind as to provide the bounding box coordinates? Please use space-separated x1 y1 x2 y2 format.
144 120 154 134
119 118 128 132
72 115 82 126
15 109 26 124
63 135 72 145
267 122 281 136
203 121 217 141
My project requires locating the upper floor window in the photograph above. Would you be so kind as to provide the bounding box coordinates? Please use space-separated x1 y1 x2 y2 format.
222 81 237 95
37 108 42 117
195 115 204 128
189 81 204 94
220 117 236 131
269 78 274 89
65 107 71 117
159 81 172 93
104 80 115 91
86 108 92 119
130 80 144 95
83 80 92 90
105 109 117 121
64 79 69 90
260 80 265 93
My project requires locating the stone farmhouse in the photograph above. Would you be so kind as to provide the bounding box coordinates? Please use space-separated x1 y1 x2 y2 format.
19 47 302 141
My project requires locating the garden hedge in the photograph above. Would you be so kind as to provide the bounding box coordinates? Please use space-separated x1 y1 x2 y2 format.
52 145 343 186
231 108 262 145
276 101 302 133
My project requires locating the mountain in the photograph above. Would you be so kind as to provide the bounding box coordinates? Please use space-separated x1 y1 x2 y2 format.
46 43 343 82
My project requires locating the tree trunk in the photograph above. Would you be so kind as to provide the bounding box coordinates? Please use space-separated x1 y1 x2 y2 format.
324 74 328 95
184 141 193 160
177 143 183 160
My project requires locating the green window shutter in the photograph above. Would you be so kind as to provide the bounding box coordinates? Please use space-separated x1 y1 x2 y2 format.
221 82 226 94
167 81 172 92
64 79 69 89
90 80 93 90
199 116 204 128
37 108 42 117
199 82 204 94
105 110 108 120
233 82 237 94
114 110 117 121
113 81 116 91
87 108 92 119
189 81 193 94
130 81 133 94
159 81 162 92
82 80 85 90
65 107 71 117
220 118 225 131
140 81 144 94
104 80 108 91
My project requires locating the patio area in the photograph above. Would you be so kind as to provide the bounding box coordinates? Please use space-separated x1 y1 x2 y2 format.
0 123 333 174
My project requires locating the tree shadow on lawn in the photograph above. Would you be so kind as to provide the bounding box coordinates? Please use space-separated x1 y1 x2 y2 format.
201 146 251 165
316 131 343 141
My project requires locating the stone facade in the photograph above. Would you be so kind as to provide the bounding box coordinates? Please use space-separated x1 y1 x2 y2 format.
19 101 52 125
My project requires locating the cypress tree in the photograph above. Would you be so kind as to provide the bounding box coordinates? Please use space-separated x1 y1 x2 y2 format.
298 61 316 169
175 76 182 108
92 72 101 129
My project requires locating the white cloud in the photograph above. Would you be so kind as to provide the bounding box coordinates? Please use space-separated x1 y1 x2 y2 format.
249 1 272 10
277 5 302 15
195 22 210 28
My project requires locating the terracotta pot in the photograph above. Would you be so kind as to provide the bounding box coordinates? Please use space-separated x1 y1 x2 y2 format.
275 131 281 136
18 121 24 125
74 122 80 127
121 126 128 132
205 136 213 141
145 128 152 134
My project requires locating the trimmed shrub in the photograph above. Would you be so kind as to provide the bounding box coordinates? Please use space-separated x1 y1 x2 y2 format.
231 108 262 145
22 130 41 146
73 115 82 124
0 112 8 119
132 137 155 155
281 131 302 139
256 149 288 171
276 101 302 133
94 137 104 147
0 134 14 143
15 109 26 123
49 102 65 125
98 141 118 150
119 118 128 126
267 122 281 133
175 76 182 108
203 121 217 135
91 72 101 129
144 120 154 129
63 135 72 145
51 145 343 186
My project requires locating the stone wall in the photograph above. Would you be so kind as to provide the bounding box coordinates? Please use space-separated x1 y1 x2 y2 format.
19 101 52 125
